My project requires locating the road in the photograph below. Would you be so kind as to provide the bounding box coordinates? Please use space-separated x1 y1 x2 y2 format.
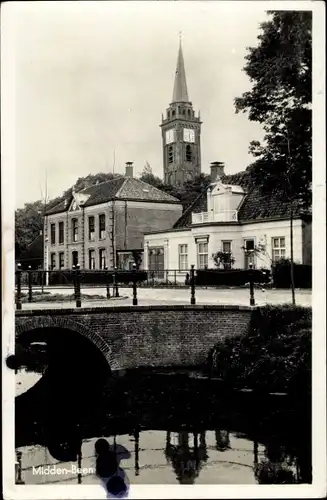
18 286 312 310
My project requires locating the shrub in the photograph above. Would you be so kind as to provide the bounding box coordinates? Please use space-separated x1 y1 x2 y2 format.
206 304 312 394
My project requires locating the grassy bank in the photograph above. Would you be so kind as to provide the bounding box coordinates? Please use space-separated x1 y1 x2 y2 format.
205 304 311 395
19 291 127 303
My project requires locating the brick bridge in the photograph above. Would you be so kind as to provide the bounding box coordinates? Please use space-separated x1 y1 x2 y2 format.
15 305 257 373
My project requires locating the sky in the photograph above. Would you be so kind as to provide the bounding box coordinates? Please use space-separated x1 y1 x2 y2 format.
10 1 270 208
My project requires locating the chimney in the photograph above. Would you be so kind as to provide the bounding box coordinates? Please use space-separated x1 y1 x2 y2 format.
210 161 225 182
125 162 134 178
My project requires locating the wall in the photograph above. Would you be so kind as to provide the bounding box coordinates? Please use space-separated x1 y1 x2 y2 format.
240 218 303 268
115 201 183 251
15 305 254 372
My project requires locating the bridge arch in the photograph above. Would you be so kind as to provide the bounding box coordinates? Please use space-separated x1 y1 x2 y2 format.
15 316 121 372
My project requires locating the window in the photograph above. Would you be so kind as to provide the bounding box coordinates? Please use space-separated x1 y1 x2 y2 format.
99 249 106 270
179 244 188 271
188 109 191 117
182 108 186 115
186 145 192 162
59 222 64 244
172 110 175 117
272 237 286 262
50 224 56 245
99 214 105 239
59 252 64 269
72 218 78 242
72 251 78 267
245 240 254 251
222 241 231 254
88 216 95 241
50 253 56 269
167 111 170 119
197 241 208 269
168 145 174 164
89 249 96 269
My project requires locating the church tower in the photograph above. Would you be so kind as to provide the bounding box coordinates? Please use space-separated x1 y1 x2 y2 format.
161 39 202 186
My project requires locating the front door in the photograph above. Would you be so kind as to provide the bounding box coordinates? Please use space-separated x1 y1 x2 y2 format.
244 239 255 269
148 248 164 279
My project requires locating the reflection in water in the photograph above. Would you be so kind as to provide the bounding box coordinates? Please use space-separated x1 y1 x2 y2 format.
14 346 311 486
215 430 231 452
165 432 208 484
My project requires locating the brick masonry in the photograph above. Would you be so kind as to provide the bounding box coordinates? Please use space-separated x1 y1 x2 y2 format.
15 305 256 372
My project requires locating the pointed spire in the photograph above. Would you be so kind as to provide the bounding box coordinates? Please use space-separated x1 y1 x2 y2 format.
172 35 189 103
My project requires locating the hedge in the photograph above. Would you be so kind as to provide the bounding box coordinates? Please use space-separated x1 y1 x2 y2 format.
195 268 271 287
272 260 312 289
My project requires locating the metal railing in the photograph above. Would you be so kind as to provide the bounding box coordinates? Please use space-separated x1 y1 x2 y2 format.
15 264 260 310
192 210 238 224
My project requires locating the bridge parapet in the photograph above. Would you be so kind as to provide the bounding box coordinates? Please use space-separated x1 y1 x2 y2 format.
15 305 258 372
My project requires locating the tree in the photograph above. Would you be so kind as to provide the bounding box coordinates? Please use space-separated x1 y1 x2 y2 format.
138 162 164 189
235 11 312 304
15 200 45 253
169 173 212 210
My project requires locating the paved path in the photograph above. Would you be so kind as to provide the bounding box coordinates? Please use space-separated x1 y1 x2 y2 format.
18 286 312 310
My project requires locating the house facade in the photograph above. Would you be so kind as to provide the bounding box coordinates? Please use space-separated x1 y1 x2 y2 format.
44 163 182 271
144 162 312 281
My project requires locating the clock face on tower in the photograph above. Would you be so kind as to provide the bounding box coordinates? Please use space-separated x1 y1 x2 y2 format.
183 128 195 143
165 129 175 144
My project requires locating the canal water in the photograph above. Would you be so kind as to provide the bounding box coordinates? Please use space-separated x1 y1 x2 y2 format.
15 350 311 486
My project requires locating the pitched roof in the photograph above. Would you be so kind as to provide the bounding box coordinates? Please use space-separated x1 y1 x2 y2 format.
45 176 180 215
173 171 306 229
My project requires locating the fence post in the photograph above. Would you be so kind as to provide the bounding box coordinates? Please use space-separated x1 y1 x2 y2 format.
249 263 255 306
73 264 82 308
132 263 138 306
190 265 196 305
105 266 111 299
28 266 33 303
113 267 119 298
16 264 22 310
15 451 25 484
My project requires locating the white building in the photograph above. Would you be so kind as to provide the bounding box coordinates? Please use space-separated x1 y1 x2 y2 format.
144 162 312 281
